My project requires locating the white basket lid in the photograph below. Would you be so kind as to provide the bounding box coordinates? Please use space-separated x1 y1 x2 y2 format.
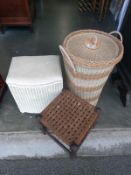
6 55 63 86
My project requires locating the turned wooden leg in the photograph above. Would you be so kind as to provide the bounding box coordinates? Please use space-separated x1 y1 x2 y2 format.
94 107 101 113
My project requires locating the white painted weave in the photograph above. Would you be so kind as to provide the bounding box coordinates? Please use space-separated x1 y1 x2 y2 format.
8 83 63 113
6 55 63 113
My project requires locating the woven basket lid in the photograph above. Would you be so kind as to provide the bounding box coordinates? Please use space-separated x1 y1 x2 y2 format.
63 30 124 66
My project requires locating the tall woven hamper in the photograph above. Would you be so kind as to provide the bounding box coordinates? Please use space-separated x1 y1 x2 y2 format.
59 30 124 105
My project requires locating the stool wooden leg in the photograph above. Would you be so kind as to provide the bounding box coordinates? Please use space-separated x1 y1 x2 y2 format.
94 107 101 113
42 126 47 135
70 143 78 159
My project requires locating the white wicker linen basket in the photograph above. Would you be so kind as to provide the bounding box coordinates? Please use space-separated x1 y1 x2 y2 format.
6 55 63 113
59 30 124 105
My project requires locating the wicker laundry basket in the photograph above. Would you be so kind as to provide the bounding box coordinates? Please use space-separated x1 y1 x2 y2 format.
59 30 124 105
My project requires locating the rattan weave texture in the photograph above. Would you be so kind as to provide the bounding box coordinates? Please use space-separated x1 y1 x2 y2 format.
60 30 124 105
40 90 99 146
63 30 124 67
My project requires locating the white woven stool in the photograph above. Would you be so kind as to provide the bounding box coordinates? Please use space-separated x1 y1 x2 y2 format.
6 55 63 113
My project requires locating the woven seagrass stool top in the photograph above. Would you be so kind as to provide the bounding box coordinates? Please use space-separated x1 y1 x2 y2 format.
40 90 100 146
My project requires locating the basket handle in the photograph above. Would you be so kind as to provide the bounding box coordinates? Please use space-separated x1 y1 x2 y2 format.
109 31 123 43
59 45 76 72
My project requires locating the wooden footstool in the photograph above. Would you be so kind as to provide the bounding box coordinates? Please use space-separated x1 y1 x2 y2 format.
40 90 100 158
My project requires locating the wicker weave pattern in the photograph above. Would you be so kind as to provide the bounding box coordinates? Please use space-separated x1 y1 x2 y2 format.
67 79 102 104
41 90 99 146
64 61 112 80
60 30 124 105
64 58 113 105
9 83 63 113
63 30 124 67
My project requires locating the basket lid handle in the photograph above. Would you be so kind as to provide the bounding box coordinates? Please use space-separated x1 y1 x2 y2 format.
85 35 100 49
109 31 123 43
59 45 76 72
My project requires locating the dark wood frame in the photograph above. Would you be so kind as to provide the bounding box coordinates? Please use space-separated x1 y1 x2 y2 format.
0 0 35 33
